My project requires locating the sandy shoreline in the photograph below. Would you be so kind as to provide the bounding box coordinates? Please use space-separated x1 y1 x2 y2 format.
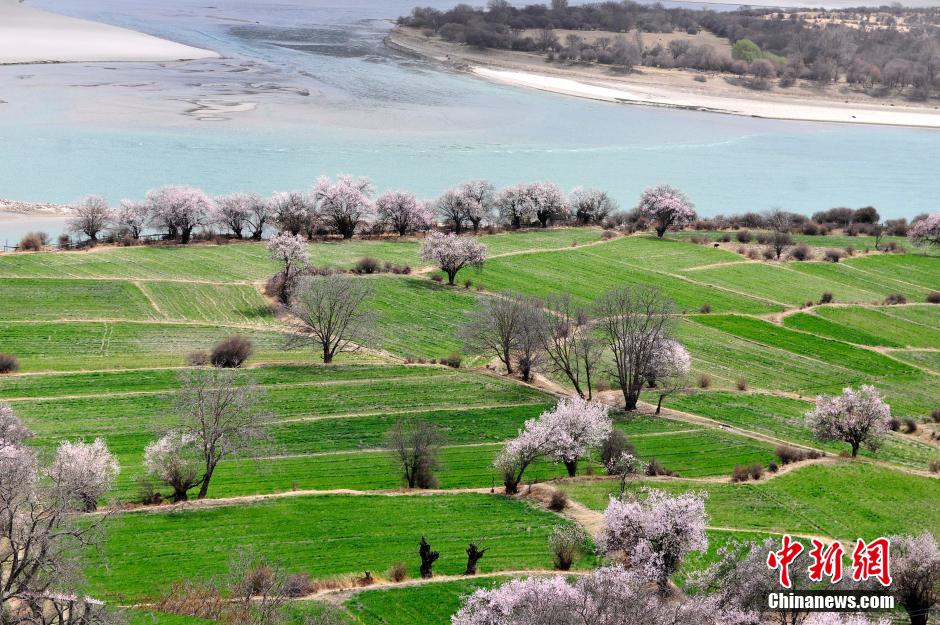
0 0 218 65
388 28 940 129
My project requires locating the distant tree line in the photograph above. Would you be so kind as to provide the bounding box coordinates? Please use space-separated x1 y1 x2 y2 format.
400 0 940 98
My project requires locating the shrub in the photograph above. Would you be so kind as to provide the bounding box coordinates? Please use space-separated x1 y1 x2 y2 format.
210 336 253 368
883 293 907 305
600 430 635 470
806 449 823 460
548 525 588 571
731 465 749 482
735 229 752 243
845 245 855 256
430 274 443 283
644 458 677 477
823 249 844 262
187 351 210 367
819 292 834 304
697 374 711 389
439 353 461 368
903 418 918 434
789 245 810 261
748 463 763 480
931 408 940 423
717 234 731 243
888 418 901 432
801 222 819 235
463 279 473 289
601 229 617 240
135 478 163 505
761 247 775 260
0 353 19 374
768 462 779 473
242 564 275 595
735 378 747 391
354 256 380 274
18 231 47 251
746 249 760 260
930 459 940 474
548 489 569 512
927 291 940 304
388 562 408 583
775 445 809 464
699 303 711 314
283 572 313 597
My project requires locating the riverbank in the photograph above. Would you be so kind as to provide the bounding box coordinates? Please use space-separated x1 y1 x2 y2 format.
0 0 218 65
388 27 940 129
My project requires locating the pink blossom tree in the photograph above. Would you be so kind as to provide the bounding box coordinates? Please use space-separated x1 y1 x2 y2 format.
525 182 570 228
267 232 310 303
493 414 556 494
313 175 375 239
49 438 120 512
420 232 486 285
270 190 314 237
375 190 425 236
244 194 271 240
638 184 696 237
806 385 891 457
147 185 213 243
569 187 618 224
804 615 888 625
67 195 112 242
889 532 940 625
600 488 708 593
114 199 149 239
495 184 535 229
437 188 470 234
451 565 751 625
144 431 201 502
458 179 496 233
647 339 691 414
213 192 260 239
540 396 612 476
0 402 31 446
908 212 940 251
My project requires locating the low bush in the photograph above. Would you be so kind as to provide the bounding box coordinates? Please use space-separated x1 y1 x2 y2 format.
601 430 635 470
697 374 711 389
283 572 314 597
845 246 855 256
18 231 48 251
930 459 940 474
353 256 380 274
601 229 617 240
430 274 443 283
882 241 905 253
761 247 776 260
768 462 779 473
731 465 750 482
883 293 907 305
645 458 678 477
736 229 752 243
746 249 760 260
748 463 763 480
0 353 19 374
463 279 473 289
888 418 901 432
388 562 408 583
801 222 820 235
549 525 588 571
439 353 461 368
903 418 918 434
136 478 163 506
927 292 940 304
242 564 275 595
823 249 844 263
548 489 569 512
819 292 834 304
775 445 813 465
931 408 940 423
699 303 712 314
187 351 210 367
789 245 811 261
735 378 747 391
210 336 253 368
717 234 731 243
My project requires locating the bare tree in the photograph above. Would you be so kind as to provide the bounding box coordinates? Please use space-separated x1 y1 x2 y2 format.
514 297 545 382
289 275 376 364
460 292 527 375
172 368 270 500
538 294 603 399
67 195 112 242
595 286 676 410
386 418 444 489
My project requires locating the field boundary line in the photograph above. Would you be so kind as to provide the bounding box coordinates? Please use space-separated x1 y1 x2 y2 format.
272 401 549 425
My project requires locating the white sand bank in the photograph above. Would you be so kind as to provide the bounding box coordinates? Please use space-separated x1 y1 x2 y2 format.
473 66 940 128
0 0 219 64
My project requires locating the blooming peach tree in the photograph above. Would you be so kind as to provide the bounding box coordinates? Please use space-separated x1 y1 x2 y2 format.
889 531 940 625
908 212 940 251
525 181 570 228
458 179 496 232
638 184 696 237
570 187 618 224
50 438 120 511
147 185 213 243
376 190 429 236
806 385 891 457
314 174 375 238
420 232 486 285
540 396 612 476
267 232 310 303
647 338 692 414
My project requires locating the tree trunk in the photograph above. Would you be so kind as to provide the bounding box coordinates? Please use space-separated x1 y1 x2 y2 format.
623 388 639 411
196 467 214 500
504 479 519 495
851 442 859 457
906 604 929 625
181 228 192 244
656 224 667 238
656 394 664 414
252 230 263 241
447 270 458 285
465 543 487 575
323 344 333 364
564 460 578 477
502 347 513 375
233 228 243 239
173 486 189 502
419 537 440 579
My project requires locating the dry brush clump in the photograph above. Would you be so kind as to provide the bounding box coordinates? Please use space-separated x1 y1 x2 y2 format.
211 336 254 368
548 525 589 571
0 352 19 374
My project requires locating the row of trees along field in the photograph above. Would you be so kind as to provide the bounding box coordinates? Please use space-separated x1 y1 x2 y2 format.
400 0 940 98
29 175 940 255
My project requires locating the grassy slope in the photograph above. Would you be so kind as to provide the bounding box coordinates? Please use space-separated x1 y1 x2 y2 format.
785 305 940 349
87 494 586 602
0 278 158 320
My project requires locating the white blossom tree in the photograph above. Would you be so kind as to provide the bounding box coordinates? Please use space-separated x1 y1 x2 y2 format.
49 438 119 512
647 339 691 414
67 195 112 242
375 190 428 236
908 212 940 251
244 194 271 240
267 232 310 303
804 615 888 625
525 182 570 228
493 417 555 494
0 402 31 446
113 199 149 239
600 488 708 592
806 385 891 457
437 188 470 234
540 396 612 476
213 192 259 239
313 175 375 239
889 532 940 625
458 179 496 233
420 232 486 285
147 185 213 244
495 184 534 229
270 191 314 237
144 431 202 502
638 184 696 237
452 565 750 625
570 187 618 224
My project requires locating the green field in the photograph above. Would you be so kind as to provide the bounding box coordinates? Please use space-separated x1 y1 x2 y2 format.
86 494 587 602
785 305 940 349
